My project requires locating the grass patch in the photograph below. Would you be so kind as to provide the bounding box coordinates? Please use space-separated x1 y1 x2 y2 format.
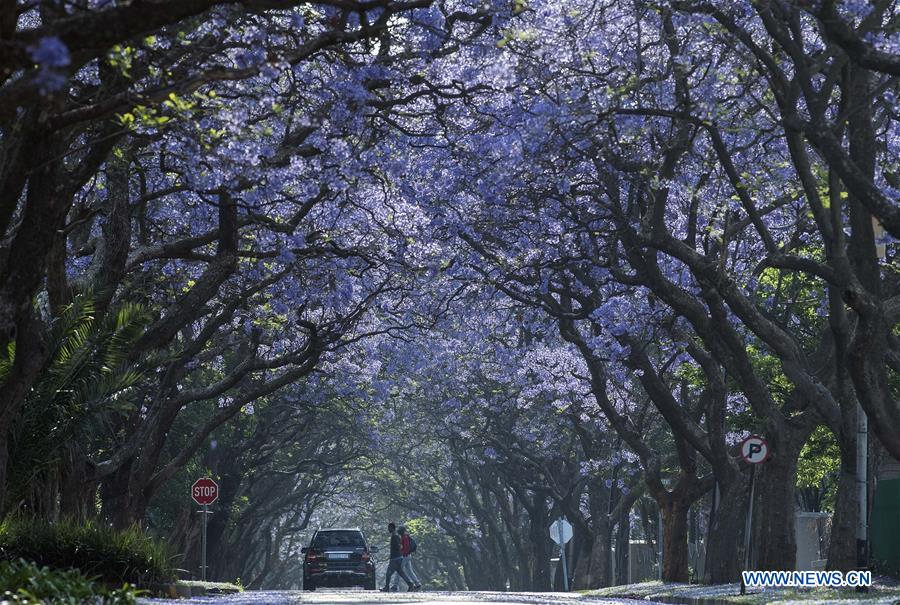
0 516 174 587
717 587 900 604
714 591 900 603
586 580 685 598
0 559 141 604
584 581 900 603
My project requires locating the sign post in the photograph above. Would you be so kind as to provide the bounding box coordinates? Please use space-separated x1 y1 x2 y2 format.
549 517 573 591
739 436 769 595
658 507 663 581
191 478 219 581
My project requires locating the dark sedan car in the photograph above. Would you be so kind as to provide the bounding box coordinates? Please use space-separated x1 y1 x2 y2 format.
302 528 378 591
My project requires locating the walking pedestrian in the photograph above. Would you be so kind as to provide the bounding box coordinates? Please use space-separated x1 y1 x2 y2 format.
399 526 422 591
390 525 422 591
381 522 412 592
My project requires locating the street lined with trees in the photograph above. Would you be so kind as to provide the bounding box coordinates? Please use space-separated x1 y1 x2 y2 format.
0 0 898 595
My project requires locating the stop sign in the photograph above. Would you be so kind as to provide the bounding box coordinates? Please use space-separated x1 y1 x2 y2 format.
191 477 219 505
549 518 573 545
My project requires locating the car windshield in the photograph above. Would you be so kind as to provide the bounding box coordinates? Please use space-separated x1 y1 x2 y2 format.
312 530 365 549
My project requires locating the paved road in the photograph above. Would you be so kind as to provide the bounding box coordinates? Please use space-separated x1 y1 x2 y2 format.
140 588 665 605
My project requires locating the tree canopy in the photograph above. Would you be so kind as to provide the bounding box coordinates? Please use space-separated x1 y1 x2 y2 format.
0 0 898 590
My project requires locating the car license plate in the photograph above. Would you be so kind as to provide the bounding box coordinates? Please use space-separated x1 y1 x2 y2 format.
329 553 350 559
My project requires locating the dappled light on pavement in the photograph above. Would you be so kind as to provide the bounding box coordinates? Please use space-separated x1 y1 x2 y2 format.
140 589 665 605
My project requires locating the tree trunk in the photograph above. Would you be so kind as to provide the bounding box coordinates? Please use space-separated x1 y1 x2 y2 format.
704 478 747 583
754 448 800 571
528 505 552 591
59 446 97 521
101 463 148 529
615 509 630 585
827 443 858 571
575 511 612 589
0 310 47 512
661 496 690 582
448 564 466 590
207 464 240 579
572 531 594 590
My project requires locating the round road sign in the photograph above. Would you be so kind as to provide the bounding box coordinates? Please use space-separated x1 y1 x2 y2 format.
191 477 219 505
740 435 769 464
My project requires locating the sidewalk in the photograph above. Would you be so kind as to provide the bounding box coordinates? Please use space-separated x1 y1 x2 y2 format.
581 580 900 605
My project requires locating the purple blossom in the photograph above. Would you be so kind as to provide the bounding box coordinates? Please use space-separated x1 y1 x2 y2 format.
29 36 70 68
235 48 266 69
277 248 296 263
290 13 305 29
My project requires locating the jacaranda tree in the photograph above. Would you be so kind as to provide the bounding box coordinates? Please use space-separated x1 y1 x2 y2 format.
1 0 897 591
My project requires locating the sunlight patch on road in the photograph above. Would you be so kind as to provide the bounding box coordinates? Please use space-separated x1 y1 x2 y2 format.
141 588 665 605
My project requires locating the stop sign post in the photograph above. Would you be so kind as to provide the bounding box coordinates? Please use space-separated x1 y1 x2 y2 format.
192 478 218 581
549 518 573 592
738 436 769 594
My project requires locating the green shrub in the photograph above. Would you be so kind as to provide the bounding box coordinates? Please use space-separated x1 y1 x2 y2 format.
0 517 174 586
0 559 140 604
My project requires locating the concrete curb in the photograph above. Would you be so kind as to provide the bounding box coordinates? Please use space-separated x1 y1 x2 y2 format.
146 583 220 598
146 582 242 598
145 584 190 598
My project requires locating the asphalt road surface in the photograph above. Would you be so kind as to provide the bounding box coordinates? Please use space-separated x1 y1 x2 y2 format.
140 588 665 605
